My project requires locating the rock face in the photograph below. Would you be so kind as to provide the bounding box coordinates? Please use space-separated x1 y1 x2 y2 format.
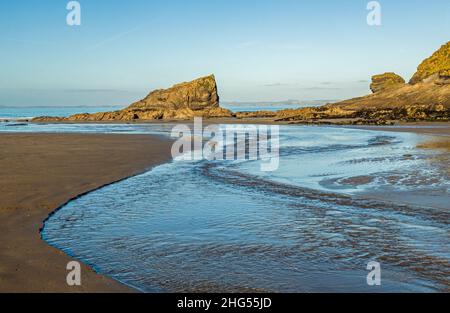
410 42 450 84
370 72 405 93
270 41 450 124
128 74 220 111
34 75 232 122
274 74 450 124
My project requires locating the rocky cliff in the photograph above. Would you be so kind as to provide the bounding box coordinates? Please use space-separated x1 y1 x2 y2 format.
34 75 232 122
272 41 450 124
410 42 450 85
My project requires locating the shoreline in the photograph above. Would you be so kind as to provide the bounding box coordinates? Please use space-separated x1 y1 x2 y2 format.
38 167 157 294
1 122 448 293
10 118 450 149
5 116 450 125
347 123 450 152
0 133 173 292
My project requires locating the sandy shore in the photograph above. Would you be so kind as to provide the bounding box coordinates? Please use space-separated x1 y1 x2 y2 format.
0 133 172 292
1 122 448 293
352 122 450 136
350 122 450 150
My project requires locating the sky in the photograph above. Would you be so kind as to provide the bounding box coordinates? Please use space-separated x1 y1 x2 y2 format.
0 0 449 106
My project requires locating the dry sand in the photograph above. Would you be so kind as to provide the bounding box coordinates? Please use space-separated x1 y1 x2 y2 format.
0 133 172 292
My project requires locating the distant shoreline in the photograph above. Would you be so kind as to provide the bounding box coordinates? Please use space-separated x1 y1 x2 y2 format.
6 116 450 126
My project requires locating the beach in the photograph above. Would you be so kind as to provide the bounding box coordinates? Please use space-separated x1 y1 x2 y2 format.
0 133 172 292
0 123 449 292
1 0 448 298
355 123 450 151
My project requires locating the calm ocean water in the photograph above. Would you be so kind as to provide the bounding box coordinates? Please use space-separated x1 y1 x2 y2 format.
1 108 449 292
0 106 123 120
0 103 311 120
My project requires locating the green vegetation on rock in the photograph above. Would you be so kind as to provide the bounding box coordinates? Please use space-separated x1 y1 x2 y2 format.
410 42 450 84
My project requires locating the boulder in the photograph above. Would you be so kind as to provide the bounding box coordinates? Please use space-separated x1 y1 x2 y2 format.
370 72 405 93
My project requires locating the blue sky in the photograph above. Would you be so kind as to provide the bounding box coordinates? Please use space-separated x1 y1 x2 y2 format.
0 0 449 106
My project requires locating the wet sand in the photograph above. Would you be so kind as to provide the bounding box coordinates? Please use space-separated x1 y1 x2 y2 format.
350 123 450 209
0 133 172 292
1 122 448 292
352 122 450 137
418 140 450 152
352 122 450 151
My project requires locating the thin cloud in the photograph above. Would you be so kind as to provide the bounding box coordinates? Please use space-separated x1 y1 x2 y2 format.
262 82 340 90
267 43 305 51
301 86 341 90
263 82 342 90
1 37 58 46
63 88 131 93
237 41 305 51
263 83 291 87
85 26 141 51
237 41 259 48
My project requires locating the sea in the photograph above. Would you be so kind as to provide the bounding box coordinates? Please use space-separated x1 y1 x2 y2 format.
1 106 449 292
0 105 123 120
0 102 319 121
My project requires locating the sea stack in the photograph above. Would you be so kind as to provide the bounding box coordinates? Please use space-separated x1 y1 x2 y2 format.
129 74 220 111
370 72 406 93
34 75 232 121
